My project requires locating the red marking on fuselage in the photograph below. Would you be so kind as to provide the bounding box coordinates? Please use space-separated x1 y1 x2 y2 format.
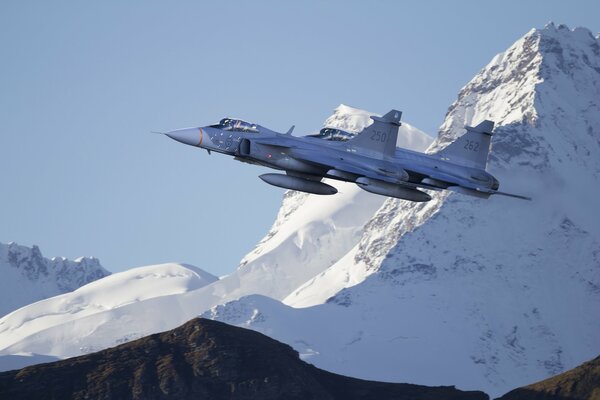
199 128 204 146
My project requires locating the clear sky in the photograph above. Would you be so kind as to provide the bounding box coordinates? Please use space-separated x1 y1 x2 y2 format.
1 1 599 276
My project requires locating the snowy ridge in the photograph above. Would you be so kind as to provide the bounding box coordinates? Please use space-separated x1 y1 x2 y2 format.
0 262 218 358
0 242 110 317
207 23 600 397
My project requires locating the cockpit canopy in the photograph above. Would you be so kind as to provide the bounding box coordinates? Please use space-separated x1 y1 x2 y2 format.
306 127 354 142
210 118 259 133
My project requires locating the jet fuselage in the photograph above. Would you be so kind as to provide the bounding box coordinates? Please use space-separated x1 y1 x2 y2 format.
164 112 527 202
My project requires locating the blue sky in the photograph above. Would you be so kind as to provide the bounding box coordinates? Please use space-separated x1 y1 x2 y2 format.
1 1 599 275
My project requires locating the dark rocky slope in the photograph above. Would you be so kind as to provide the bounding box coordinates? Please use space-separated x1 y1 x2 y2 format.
0 318 487 400
498 355 600 400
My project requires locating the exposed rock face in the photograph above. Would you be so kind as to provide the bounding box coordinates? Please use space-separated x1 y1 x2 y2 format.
3 242 108 291
0 318 487 400
497 355 600 400
0 242 110 316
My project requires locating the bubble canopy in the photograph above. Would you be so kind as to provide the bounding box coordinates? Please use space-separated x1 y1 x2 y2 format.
306 127 353 141
210 118 259 132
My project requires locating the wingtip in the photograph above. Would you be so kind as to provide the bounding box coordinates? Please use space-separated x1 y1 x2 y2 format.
494 191 532 201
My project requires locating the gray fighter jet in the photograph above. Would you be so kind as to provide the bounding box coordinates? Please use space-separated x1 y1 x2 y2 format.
164 110 530 202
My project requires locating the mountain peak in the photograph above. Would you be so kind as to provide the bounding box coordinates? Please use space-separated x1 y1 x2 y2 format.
435 21 600 174
534 23 600 76
0 242 110 316
538 22 598 42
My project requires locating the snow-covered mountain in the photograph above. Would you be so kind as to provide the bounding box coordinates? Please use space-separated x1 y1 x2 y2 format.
205 23 600 397
0 262 218 360
1 23 598 398
0 106 431 367
0 242 110 317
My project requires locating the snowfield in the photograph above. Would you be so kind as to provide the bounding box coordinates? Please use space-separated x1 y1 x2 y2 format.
0 263 217 357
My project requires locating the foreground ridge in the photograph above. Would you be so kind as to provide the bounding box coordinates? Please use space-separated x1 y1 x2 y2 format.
0 318 488 400
497 355 600 400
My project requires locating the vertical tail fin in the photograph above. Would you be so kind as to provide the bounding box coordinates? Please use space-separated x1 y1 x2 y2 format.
436 120 495 169
347 110 402 158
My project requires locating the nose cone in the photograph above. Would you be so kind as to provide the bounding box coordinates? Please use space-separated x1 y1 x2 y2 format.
166 128 203 147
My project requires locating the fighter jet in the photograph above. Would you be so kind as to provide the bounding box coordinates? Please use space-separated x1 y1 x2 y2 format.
163 110 530 202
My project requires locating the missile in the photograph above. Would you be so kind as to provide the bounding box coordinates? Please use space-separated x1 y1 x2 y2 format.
448 186 491 199
259 173 337 195
356 177 431 202
327 169 358 181
421 177 450 189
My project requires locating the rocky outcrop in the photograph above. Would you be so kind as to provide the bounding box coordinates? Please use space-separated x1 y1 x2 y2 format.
0 242 109 316
498 355 600 400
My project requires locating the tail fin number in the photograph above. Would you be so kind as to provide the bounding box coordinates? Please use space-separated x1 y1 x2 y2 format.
436 120 493 168
463 140 480 152
370 130 389 143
